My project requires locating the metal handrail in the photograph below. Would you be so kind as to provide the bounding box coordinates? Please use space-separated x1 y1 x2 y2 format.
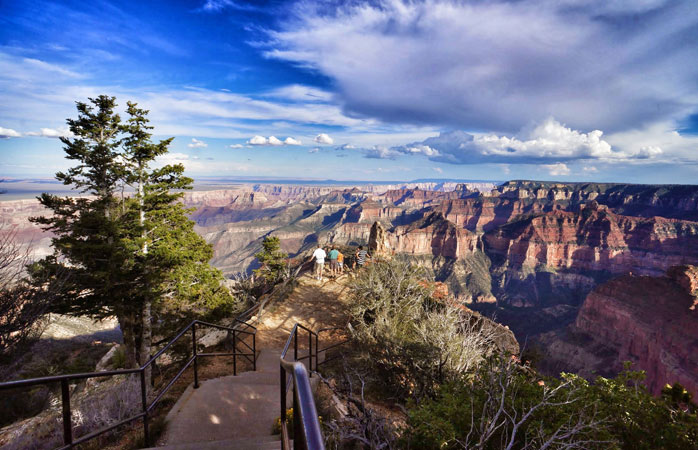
279 323 350 450
0 314 259 449
280 323 324 450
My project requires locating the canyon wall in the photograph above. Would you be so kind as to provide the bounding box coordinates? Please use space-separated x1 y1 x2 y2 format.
538 266 698 398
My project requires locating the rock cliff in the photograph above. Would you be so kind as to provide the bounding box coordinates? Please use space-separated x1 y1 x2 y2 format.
538 266 698 398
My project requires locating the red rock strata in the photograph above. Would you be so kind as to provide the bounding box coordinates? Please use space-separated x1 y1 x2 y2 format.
484 203 698 276
573 267 698 397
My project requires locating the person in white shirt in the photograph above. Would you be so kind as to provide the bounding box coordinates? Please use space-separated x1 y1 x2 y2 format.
310 245 327 281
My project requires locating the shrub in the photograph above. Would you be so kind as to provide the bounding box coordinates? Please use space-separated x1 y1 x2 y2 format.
347 259 501 401
404 357 698 450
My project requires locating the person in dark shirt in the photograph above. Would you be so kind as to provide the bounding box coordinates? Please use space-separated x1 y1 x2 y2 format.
354 245 370 269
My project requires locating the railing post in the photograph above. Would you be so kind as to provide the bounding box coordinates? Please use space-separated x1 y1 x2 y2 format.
294 329 298 361
140 370 150 447
253 332 257 372
192 322 199 389
315 333 319 372
60 379 73 447
308 331 313 378
293 380 302 450
280 365 286 430
233 328 237 376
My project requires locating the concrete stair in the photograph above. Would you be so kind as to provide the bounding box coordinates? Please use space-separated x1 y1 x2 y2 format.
143 346 323 449
145 348 284 449
146 435 283 450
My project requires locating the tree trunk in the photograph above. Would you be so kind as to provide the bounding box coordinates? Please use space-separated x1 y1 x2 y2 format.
139 299 152 392
118 312 138 369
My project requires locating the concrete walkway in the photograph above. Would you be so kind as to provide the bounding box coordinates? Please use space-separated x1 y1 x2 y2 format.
150 349 284 449
146 273 348 450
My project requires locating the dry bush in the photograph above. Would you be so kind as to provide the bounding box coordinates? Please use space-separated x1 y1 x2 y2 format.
347 259 502 401
0 221 52 354
1 375 142 450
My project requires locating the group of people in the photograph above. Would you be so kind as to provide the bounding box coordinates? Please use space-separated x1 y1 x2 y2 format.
310 244 371 281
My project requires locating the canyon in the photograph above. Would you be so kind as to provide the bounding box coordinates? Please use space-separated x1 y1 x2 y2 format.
3 179 698 397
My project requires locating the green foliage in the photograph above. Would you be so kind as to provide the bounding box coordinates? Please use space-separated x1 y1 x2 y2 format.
404 357 698 450
30 96 239 369
347 259 500 401
254 236 288 283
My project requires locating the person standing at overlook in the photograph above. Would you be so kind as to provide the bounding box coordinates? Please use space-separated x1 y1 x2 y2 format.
336 249 344 274
354 245 370 269
328 245 339 276
310 244 327 281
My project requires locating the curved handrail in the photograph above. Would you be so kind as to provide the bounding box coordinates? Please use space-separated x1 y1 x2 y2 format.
279 323 327 450
0 316 258 449
279 359 325 450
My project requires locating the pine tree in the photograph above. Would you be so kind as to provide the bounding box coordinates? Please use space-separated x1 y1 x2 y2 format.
31 96 237 385
254 236 288 283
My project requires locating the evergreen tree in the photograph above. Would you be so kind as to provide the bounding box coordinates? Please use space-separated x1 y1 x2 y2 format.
254 236 288 283
31 96 236 384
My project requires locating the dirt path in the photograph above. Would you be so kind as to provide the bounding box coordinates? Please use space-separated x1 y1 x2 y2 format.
256 271 353 349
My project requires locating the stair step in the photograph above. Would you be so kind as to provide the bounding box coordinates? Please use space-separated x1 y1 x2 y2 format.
144 434 283 449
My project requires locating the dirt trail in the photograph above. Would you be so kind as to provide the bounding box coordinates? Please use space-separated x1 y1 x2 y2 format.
256 271 353 349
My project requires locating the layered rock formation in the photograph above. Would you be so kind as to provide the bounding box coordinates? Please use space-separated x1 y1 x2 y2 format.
538 266 698 398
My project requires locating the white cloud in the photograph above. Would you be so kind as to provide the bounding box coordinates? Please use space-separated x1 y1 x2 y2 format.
228 143 244 149
264 85 333 102
363 145 403 159
433 167 443 173
390 118 663 164
0 127 21 139
247 135 269 145
25 127 74 138
308 147 320 153
314 133 334 145
266 0 698 133
267 135 284 146
637 146 663 159
543 163 571 176
246 135 302 146
583 166 598 173
188 138 208 148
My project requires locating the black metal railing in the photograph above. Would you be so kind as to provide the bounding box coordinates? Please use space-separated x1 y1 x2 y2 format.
279 323 348 450
0 314 258 449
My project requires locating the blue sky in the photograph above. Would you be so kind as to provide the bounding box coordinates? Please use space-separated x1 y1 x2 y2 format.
1 0 698 183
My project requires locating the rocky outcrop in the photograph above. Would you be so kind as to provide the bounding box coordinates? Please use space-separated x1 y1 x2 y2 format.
539 266 698 398
368 221 389 256
390 213 480 260
493 180 698 220
485 202 698 277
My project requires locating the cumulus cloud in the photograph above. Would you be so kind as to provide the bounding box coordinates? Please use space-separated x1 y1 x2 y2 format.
0 127 20 139
314 133 334 145
246 135 302 146
25 127 74 138
266 0 698 133
267 136 283 146
363 146 403 159
188 138 208 148
543 163 571 176
247 135 269 145
388 118 661 164
583 166 598 173
433 167 443 173
228 143 244 149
